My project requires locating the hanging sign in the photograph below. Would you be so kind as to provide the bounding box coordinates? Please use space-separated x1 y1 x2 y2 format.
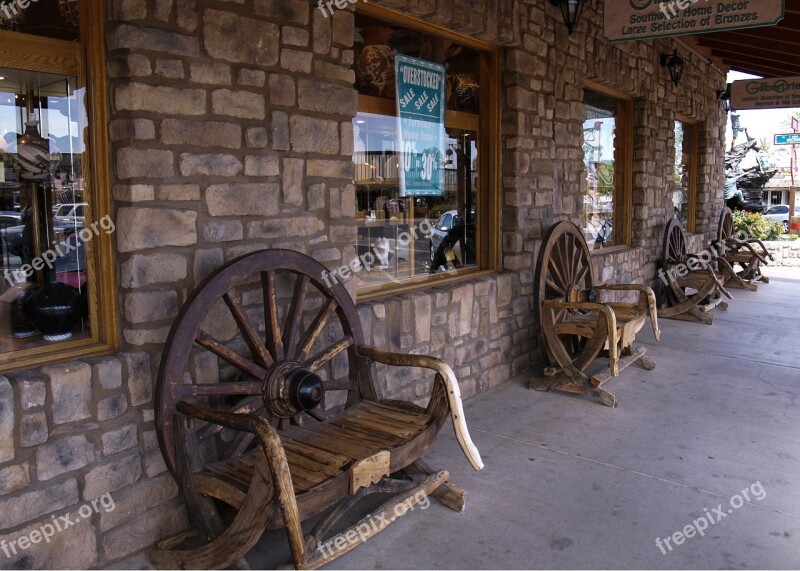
604 0 784 42
731 76 800 109
394 54 445 197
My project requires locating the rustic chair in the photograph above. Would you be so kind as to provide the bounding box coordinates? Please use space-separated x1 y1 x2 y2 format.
658 218 743 325
151 249 483 570
714 207 773 290
529 222 660 408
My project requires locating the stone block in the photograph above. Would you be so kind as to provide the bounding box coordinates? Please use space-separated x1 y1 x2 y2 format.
312 9 332 54
0 509 97 569
123 327 172 346
97 394 128 422
206 183 279 216
120 352 153 407
120 253 188 288
102 501 188 562
154 58 185 79
116 148 174 179
282 158 304 206
193 248 224 285
113 184 155 202
413 295 432 343
189 61 232 85
0 368 14 426
37 437 97 481
158 184 201 201
282 26 309 47
204 220 244 243
83 453 142 500
108 24 199 57
254 0 309 24
245 155 280 177
115 83 205 115
238 68 266 87
20 412 48 447
203 9 279 66
117 207 197 252
0 463 29 496
99 472 178 532
247 127 269 149
143 430 167 478
268 74 296 106
113 0 147 19
102 424 138 456
180 153 243 177
308 183 325 211
43 362 92 425
290 115 339 154
162 119 242 149
272 111 290 151
297 79 356 115
212 89 265 120
124 290 179 324
246 217 324 239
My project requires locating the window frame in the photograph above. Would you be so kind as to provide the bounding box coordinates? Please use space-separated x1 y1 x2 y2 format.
353 3 501 302
0 0 118 373
675 115 699 233
583 81 633 251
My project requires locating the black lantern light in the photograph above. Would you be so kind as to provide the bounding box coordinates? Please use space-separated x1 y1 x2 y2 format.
660 50 685 86
550 0 587 34
717 84 732 112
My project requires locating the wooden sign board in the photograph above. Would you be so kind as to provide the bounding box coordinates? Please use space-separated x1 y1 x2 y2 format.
731 76 800 110
605 0 784 43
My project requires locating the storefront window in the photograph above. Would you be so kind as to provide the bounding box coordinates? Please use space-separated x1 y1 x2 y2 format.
351 9 497 297
0 1 117 371
582 85 631 249
673 119 697 231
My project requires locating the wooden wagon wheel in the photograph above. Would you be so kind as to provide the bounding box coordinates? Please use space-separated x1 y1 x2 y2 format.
156 250 363 568
534 222 607 375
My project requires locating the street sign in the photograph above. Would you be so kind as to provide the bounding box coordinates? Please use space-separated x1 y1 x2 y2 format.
774 133 800 145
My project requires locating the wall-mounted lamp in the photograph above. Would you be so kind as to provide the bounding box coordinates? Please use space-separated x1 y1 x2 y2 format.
550 0 586 34
716 84 732 112
660 50 685 87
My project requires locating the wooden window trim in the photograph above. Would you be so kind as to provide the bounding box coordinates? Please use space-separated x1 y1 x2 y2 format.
676 115 700 234
353 4 501 301
0 0 118 373
584 81 633 248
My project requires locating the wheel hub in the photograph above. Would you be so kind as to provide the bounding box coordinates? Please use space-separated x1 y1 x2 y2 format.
263 361 324 418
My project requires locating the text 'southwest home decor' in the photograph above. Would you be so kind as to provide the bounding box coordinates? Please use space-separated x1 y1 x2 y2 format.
731 76 800 110
604 0 784 42
394 54 446 197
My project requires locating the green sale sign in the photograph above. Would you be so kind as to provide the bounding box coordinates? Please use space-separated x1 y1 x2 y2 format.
394 54 446 197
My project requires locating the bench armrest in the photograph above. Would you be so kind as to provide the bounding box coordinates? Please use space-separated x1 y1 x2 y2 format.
356 345 484 471
541 300 619 376
595 283 660 341
176 401 308 568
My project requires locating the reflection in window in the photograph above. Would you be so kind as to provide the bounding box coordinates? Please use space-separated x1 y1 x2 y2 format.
674 120 695 230
0 68 91 350
582 89 617 249
352 14 486 295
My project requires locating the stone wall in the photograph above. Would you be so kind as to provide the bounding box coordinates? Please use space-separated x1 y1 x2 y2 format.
764 240 800 266
0 354 186 568
0 0 729 567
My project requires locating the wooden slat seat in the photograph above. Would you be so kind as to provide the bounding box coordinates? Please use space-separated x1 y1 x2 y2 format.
555 302 646 341
198 401 433 496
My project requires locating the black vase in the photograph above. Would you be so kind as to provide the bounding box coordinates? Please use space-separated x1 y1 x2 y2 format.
22 281 85 342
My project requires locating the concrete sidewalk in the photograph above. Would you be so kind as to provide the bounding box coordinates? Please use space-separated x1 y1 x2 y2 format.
116 268 800 569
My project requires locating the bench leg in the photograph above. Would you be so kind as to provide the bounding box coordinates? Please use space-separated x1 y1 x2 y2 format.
407 459 467 512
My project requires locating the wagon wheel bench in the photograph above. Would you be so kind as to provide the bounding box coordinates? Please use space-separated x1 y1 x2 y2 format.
657 219 743 325
529 222 660 408
151 249 483 570
714 207 773 290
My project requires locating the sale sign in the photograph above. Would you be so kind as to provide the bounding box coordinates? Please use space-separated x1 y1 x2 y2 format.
394 54 446 197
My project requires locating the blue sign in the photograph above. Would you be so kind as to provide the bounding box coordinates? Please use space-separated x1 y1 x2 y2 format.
394 54 446 197
774 133 800 145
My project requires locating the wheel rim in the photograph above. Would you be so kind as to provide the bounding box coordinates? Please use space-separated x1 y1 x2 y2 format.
534 222 605 371
156 249 364 476
718 207 733 242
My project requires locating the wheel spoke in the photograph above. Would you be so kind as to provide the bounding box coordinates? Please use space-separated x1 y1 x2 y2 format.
296 297 337 361
197 397 263 441
223 288 273 368
305 337 353 371
224 430 257 460
324 379 355 391
574 264 589 288
545 277 564 296
261 270 286 362
548 254 566 290
182 382 262 397
283 274 310 359
307 409 327 422
195 330 267 381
